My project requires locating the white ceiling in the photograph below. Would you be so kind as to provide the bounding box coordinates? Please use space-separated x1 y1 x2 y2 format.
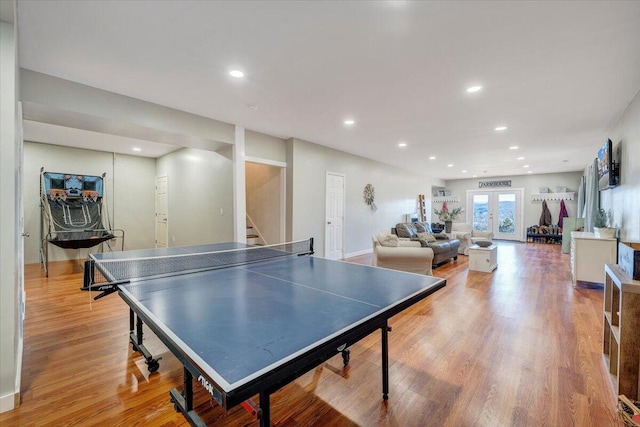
16 1 640 180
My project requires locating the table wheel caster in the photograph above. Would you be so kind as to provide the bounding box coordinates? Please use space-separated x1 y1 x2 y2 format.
147 359 160 372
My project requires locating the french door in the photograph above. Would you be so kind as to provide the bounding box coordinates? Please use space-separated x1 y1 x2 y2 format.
467 189 524 241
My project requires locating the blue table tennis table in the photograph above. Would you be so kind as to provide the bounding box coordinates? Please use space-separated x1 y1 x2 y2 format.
83 239 445 426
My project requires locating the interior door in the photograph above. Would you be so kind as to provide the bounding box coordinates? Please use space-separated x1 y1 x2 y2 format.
325 172 344 260
155 175 168 248
468 189 523 241
17 102 25 340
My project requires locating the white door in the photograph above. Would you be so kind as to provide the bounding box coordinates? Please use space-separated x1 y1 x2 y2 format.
17 103 25 339
155 175 168 248
325 172 345 259
467 189 524 241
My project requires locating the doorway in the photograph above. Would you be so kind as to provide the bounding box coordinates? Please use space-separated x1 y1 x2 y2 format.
245 160 286 245
467 189 524 241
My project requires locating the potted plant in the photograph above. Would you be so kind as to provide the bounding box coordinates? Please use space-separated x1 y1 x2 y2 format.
433 202 464 233
593 208 616 238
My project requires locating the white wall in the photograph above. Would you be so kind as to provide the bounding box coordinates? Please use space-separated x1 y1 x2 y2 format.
246 162 283 244
245 130 287 163
111 153 156 250
23 142 156 264
156 147 234 246
20 70 234 150
0 12 19 411
288 138 444 257
600 90 640 242
444 172 583 234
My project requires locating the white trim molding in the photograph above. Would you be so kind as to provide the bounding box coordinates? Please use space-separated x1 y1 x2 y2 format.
245 156 287 168
0 391 18 412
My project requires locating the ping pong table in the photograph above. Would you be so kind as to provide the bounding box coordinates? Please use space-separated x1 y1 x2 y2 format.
83 239 445 426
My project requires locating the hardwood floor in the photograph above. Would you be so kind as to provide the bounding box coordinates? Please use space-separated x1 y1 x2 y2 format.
0 242 622 426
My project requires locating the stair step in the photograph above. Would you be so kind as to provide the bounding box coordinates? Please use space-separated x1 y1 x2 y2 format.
247 234 259 239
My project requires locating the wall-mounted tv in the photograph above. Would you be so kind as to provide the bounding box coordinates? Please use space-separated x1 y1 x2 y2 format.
597 139 619 191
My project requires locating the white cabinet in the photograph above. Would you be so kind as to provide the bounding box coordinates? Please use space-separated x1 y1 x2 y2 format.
468 244 498 273
570 232 617 287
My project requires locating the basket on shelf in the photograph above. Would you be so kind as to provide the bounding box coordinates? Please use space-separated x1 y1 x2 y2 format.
618 395 640 427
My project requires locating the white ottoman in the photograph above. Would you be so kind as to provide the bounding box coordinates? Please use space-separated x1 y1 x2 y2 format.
468 244 498 273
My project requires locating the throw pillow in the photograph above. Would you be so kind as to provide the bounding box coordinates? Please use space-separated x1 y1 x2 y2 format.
395 223 413 238
377 232 399 247
416 232 436 243
414 222 433 234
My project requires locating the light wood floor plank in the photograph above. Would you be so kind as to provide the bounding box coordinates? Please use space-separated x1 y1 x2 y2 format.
0 242 622 426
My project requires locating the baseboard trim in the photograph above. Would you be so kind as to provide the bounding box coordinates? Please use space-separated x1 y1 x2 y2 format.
344 248 373 259
0 390 18 413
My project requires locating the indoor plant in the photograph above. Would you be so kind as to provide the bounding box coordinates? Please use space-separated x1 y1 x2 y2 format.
434 203 464 233
593 208 616 238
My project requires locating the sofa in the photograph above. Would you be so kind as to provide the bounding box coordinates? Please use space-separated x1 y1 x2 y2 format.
392 222 460 267
450 223 494 255
372 233 433 276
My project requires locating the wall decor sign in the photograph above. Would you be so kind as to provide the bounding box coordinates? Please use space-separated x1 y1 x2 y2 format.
479 180 512 188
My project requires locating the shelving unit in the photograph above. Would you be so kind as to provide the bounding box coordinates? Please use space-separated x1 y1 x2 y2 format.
418 194 426 222
602 264 640 400
527 225 562 244
526 233 562 244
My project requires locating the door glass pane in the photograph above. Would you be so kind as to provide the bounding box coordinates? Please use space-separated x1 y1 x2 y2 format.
498 194 516 234
472 195 489 231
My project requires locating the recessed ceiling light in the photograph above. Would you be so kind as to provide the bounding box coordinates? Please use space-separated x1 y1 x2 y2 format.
466 85 483 93
132 147 141 152
429 156 436 160
517 156 525 160
523 165 530 168
229 70 244 78
527 171 533 174
344 119 355 125
398 142 407 147
509 146 519 150
248 104 259 111
462 170 467 173
495 126 508 131
447 164 454 167
472 175 477 178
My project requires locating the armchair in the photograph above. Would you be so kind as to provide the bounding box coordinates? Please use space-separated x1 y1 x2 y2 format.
451 223 494 255
372 233 433 276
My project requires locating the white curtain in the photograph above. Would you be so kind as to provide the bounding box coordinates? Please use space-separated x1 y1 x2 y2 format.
583 158 599 232
577 175 585 218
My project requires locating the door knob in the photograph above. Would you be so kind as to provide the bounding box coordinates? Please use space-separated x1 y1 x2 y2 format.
22 232 30 237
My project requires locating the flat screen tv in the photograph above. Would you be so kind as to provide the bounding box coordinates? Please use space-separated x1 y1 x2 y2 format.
597 139 619 191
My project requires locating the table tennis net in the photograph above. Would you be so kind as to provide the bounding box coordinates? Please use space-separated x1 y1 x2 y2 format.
86 239 314 285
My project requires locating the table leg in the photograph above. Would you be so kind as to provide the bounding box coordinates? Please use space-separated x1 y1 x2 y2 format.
183 367 193 411
381 321 389 400
169 367 206 427
259 391 270 427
